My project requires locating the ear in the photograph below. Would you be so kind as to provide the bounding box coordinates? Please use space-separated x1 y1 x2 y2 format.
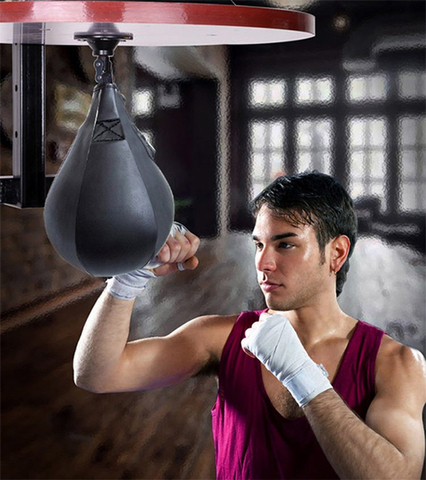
329 235 351 274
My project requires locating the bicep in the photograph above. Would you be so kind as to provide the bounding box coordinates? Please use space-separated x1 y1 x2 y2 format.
108 315 233 392
365 344 426 476
366 394 425 473
123 333 211 390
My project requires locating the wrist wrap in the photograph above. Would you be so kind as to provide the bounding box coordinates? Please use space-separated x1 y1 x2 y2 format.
282 361 332 407
242 313 333 407
105 222 189 300
105 268 155 300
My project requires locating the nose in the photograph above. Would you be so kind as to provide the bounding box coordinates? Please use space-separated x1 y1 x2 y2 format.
256 246 277 272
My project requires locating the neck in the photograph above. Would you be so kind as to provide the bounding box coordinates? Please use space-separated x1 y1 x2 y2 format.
269 298 351 346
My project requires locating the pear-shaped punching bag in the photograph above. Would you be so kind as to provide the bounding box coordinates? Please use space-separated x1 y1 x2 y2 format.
44 32 174 277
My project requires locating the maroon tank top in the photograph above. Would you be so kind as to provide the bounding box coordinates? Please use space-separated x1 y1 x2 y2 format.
211 310 385 479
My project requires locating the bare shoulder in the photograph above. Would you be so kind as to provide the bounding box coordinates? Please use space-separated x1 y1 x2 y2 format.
377 334 426 375
376 334 426 403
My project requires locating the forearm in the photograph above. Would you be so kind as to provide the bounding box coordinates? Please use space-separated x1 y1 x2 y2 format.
304 389 411 479
73 289 135 392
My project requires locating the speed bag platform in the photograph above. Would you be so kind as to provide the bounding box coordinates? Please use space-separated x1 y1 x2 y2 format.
44 81 174 277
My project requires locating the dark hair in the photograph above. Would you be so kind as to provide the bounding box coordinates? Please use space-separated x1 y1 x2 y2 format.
250 171 357 297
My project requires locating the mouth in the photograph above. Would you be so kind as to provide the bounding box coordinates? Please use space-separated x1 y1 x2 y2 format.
260 281 282 293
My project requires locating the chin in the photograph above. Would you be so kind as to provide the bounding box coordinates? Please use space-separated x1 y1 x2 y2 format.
265 295 300 312
265 295 292 312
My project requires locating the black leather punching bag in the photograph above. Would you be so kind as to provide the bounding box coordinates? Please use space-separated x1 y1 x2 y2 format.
44 32 174 277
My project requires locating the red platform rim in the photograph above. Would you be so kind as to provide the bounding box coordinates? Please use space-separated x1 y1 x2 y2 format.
0 1 314 32
0 2 315 46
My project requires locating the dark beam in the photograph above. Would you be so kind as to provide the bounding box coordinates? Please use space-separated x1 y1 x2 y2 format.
3 23 46 208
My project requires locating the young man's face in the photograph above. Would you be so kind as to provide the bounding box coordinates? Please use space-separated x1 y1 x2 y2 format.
252 205 332 313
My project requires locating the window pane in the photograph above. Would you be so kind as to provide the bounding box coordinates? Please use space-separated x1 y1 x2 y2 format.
369 74 387 101
296 119 333 174
298 152 312 172
251 122 267 149
249 79 286 107
316 120 333 149
270 122 285 148
370 151 386 179
370 118 386 147
348 116 388 211
347 74 387 102
270 82 285 105
296 78 313 104
349 118 366 147
399 116 426 147
351 181 365 199
351 151 365 179
250 81 267 106
321 152 332 175
401 183 418 212
398 116 426 212
133 89 154 116
398 71 426 99
252 153 266 178
270 153 283 177
400 117 418 146
249 120 286 197
370 182 385 200
296 77 334 104
401 150 418 179
316 78 334 104
347 76 367 102
298 121 312 147
309 152 331 175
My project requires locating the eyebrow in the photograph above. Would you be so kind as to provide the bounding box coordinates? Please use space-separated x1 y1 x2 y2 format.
252 232 299 242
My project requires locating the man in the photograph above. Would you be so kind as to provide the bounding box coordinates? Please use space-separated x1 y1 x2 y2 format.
74 171 426 479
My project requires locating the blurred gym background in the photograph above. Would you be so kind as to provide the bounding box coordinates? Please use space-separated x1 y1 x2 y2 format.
1 0 425 478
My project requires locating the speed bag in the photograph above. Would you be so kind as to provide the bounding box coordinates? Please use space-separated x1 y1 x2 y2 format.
44 82 174 277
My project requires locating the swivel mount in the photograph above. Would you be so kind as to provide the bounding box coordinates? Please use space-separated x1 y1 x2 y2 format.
74 29 133 84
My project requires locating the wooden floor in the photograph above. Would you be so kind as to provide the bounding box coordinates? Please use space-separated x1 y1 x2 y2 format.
2 233 425 479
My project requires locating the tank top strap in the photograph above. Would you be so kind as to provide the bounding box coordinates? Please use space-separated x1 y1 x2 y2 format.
218 309 264 380
224 310 264 345
333 320 385 417
218 310 264 377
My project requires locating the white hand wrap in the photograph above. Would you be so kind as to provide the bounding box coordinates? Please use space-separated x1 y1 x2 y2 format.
105 222 187 300
241 313 332 407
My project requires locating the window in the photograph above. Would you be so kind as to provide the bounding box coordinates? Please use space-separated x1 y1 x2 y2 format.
249 79 286 107
295 118 334 174
295 76 335 105
348 117 388 210
398 71 426 100
347 74 388 103
133 89 155 116
399 116 426 212
249 120 286 197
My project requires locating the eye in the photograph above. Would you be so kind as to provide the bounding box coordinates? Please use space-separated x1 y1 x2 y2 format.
278 242 293 249
254 242 263 251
